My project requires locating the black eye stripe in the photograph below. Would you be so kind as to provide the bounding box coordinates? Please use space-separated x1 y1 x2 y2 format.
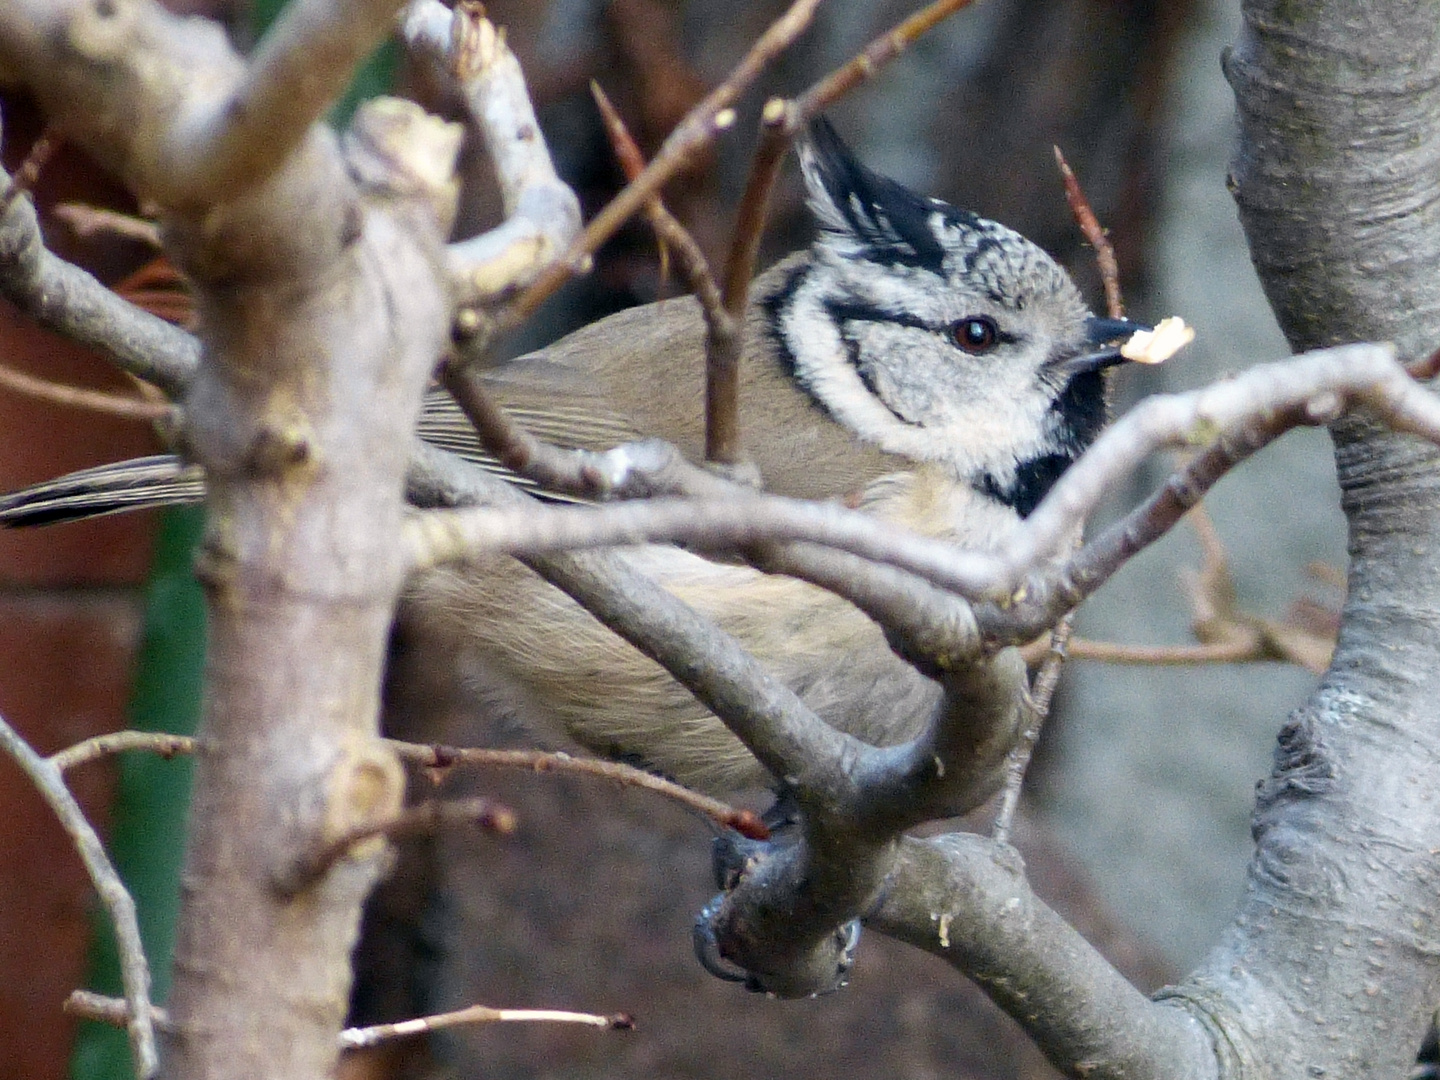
822 300 1018 349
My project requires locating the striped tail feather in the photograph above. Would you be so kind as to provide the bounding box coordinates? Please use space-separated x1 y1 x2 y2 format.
0 455 204 526
1 396 593 528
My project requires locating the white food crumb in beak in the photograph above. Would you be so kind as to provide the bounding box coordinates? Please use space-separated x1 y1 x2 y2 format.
1121 316 1195 365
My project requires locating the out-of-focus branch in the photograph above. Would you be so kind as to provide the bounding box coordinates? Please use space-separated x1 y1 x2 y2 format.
0 361 172 422
0 712 156 1078
0 161 200 398
0 0 402 206
52 204 164 248
280 796 516 896
404 1 581 309
161 0 407 205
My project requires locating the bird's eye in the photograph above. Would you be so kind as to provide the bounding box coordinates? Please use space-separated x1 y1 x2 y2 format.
951 315 999 355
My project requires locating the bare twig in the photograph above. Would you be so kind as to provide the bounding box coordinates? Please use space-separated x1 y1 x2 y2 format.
385 740 769 840
284 796 517 895
0 361 172 422
66 989 633 1050
992 613 1072 844
51 204 164 248
66 989 165 1030
1054 146 1123 320
0 712 156 1078
993 151 1125 841
341 1003 635 1049
499 0 823 328
51 731 196 774
1 126 56 211
590 79 744 466
591 83 725 325
46 725 770 840
1061 636 1262 666
795 0 979 119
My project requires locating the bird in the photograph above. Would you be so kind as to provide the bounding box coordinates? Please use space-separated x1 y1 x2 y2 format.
1 119 1146 796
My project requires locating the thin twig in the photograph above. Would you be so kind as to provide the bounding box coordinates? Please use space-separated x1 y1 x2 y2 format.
51 203 165 248
591 82 725 324
66 989 633 1050
0 712 156 1078
48 725 769 841
51 731 196 774
1053 146 1123 320
0 126 56 212
385 740 769 840
993 150 1125 841
340 1003 635 1048
795 0 978 119
992 614 1072 844
499 0 823 329
283 796 517 895
1061 636 1262 666
591 79 745 466
0 361 172 422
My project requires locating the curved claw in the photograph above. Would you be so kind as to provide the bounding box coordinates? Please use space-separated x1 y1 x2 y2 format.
693 896 864 996
693 895 748 983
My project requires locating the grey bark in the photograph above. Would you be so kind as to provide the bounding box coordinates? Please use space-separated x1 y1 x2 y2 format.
1149 0 1440 1071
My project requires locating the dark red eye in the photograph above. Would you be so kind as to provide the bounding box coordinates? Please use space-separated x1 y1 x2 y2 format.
952 315 999 355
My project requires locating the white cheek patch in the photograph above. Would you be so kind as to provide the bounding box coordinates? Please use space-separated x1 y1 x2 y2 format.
782 284 1058 487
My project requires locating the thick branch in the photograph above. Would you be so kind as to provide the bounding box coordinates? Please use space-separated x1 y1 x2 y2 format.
870 833 1215 1080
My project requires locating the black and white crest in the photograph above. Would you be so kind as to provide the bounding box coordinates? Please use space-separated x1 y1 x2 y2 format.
798 117 963 273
